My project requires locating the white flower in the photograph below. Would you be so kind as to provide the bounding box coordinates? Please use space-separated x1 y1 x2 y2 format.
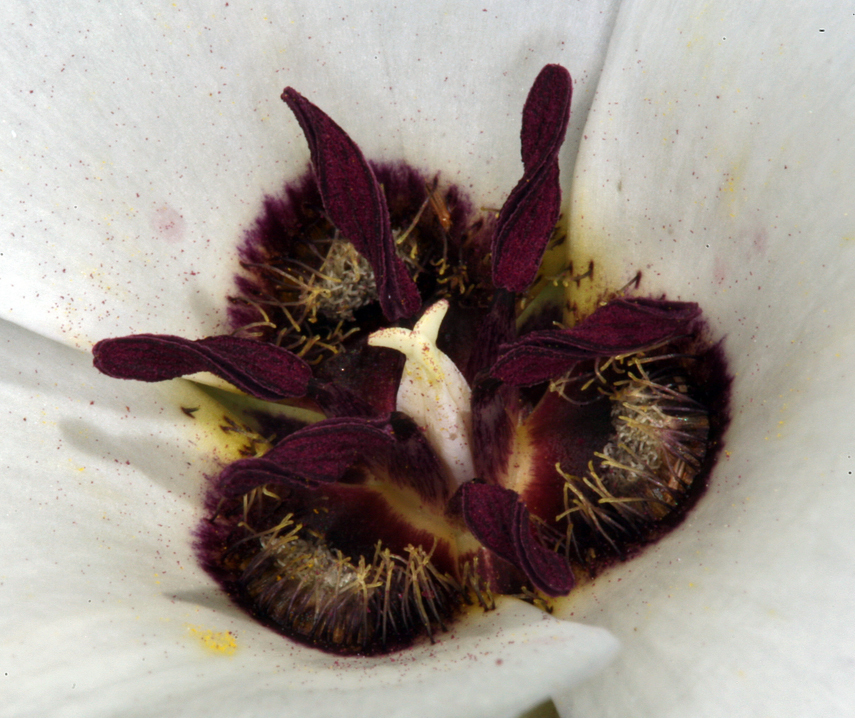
3 0 853 716
1 2 621 717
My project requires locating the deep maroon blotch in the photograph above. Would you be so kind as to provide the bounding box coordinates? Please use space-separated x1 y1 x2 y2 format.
517 321 732 573
197 416 463 656
197 484 459 656
92 334 312 401
281 88 422 322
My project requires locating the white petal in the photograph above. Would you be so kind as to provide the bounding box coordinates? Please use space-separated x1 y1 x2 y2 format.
0 319 618 716
556 1 855 715
2 0 620 352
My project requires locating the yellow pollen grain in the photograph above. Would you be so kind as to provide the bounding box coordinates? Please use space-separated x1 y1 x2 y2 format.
186 625 238 656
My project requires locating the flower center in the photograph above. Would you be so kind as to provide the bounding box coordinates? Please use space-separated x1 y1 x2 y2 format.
368 299 476 486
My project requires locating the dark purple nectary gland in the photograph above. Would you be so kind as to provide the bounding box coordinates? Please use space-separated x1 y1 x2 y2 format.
198 472 463 655
92 334 312 401
281 88 421 322
518 323 732 575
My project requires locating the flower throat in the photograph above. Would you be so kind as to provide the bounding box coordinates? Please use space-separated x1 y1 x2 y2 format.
92 65 730 656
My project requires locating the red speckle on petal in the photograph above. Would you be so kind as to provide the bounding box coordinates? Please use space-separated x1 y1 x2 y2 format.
151 205 185 243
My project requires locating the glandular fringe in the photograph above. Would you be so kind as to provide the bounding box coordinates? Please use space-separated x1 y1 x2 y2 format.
553 350 710 565
234 511 493 655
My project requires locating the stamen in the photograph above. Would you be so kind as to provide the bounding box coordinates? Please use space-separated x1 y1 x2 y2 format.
368 300 476 486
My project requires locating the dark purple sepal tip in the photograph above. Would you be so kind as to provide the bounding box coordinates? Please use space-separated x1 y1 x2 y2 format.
492 64 572 293
281 87 421 322
492 298 701 387
92 334 312 401
458 482 574 597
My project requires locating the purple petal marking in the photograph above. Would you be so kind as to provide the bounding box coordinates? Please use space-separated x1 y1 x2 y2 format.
281 88 421 321
219 416 395 496
492 65 572 292
459 482 574 596
93 334 312 401
492 298 701 386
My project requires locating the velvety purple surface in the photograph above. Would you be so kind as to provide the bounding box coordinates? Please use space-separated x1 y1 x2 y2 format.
492 298 701 386
92 334 312 401
219 412 453 504
459 482 574 597
281 88 421 322
492 64 572 293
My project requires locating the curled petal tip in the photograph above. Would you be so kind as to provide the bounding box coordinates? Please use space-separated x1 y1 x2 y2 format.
520 64 573 171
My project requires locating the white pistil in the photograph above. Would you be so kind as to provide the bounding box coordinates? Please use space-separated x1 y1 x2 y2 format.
368 299 475 487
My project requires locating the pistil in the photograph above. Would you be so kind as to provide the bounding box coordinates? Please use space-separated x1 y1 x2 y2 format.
368 300 476 486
